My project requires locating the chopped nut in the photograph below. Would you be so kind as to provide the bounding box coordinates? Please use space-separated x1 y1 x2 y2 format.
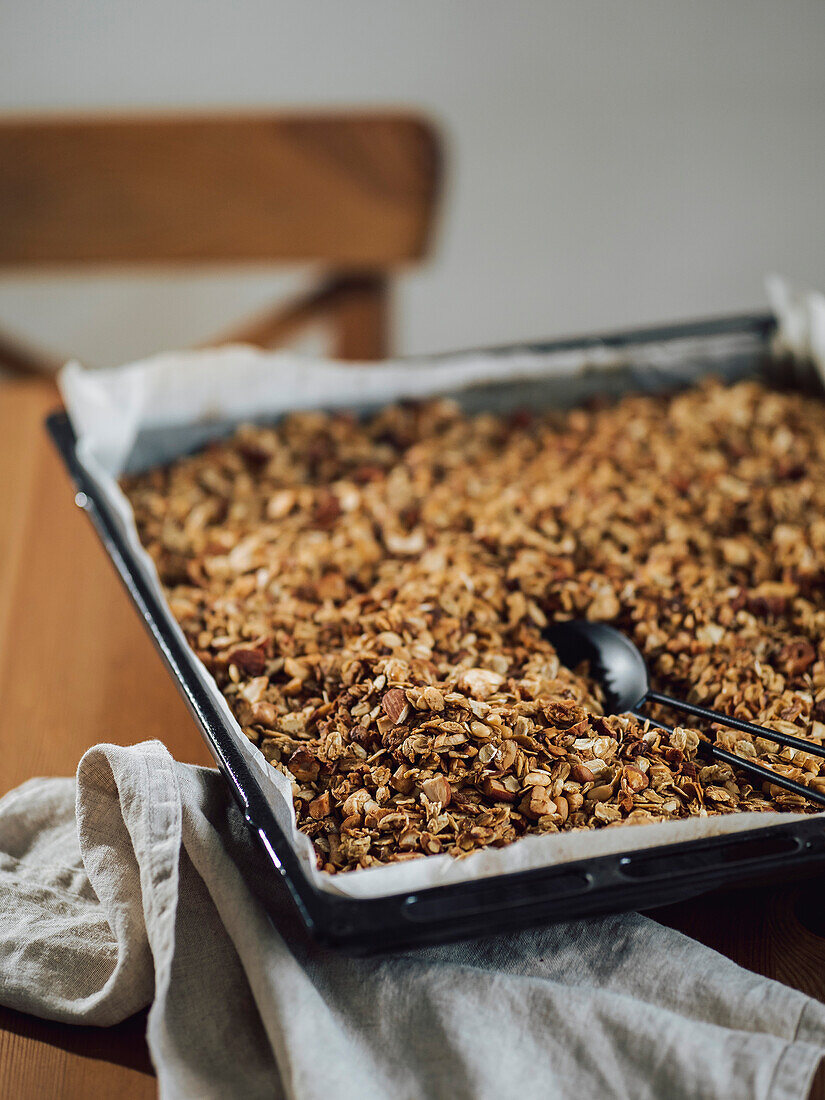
523 770 553 787
266 489 296 519
520 787 557 820
570 762 596 784
284 657 309 681
623 766 649 793
240 676 268 704
776 640 817 678
229 642 268 676
250 701 277 727
566 791 584 813
457 668 505 699
309 792 331 819
342 789 371 818
381 688 409 725
421 776 452 806
482 777 518 803
398 827 421 850
287 749 319 783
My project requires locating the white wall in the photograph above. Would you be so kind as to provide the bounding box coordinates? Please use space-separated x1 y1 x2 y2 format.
1 0 824 365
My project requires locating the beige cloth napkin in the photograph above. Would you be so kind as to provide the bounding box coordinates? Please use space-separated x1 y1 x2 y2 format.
0 740 823 1100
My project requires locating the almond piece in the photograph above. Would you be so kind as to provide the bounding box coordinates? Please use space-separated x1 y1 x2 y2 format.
520 788 557 820
570 762 596 784
623 766 649 793
391 766 416 794
240 676 269 705
283 657 309 681
420 832 442 854
287 749 319 783
482 777 517 803
230 645 267 676
523 770 552 787
308 792 331 819
250 701 277 727
398 827 421 850
457 668 505 699
266 489 296 519
381 688 409 724
421 776 452 806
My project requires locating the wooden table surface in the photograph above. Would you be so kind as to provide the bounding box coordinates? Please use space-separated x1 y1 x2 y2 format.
1 378 824 1099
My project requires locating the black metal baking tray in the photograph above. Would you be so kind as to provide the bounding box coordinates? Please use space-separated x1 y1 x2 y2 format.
47 312 825 953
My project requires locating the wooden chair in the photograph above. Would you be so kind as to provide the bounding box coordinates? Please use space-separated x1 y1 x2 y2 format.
0 112 442 374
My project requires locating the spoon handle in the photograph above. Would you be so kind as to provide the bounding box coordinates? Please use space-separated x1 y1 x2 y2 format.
645 690 825 761
711 745 825 808
629 708 825 808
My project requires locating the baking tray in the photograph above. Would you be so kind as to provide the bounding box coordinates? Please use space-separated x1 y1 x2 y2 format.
47 312 825 953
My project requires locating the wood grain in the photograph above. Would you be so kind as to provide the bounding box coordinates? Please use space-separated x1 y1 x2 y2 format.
0 1008 154 1100
0 380 823 1097
0 113 440 267
0 381 210 793
0 112 441 374
0 380 198 1092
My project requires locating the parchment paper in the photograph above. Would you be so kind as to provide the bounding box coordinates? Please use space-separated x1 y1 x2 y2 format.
58 320 823 900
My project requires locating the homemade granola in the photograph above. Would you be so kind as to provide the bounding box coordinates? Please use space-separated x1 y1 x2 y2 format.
123 379 825 872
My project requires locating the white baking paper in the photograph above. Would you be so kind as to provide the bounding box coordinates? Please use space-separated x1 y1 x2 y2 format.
58 333 822 900
767 275 825 382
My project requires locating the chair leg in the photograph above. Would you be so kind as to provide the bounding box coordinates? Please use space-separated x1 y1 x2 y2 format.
332 273 389 361
201 272 391 361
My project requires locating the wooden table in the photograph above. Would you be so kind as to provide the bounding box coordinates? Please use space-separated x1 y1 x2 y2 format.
1 378 824 1098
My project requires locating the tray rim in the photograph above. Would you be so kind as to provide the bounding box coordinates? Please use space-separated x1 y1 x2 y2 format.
46 309 825 952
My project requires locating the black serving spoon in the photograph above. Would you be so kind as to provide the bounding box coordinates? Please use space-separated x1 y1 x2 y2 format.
545 619 825 809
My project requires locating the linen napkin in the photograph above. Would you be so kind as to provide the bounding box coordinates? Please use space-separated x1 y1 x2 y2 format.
0 741 822 1100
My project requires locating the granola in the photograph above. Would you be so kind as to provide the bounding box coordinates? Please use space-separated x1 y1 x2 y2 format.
122 379 825 872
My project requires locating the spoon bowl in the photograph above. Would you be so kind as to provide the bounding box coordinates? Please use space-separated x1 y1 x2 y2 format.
544 620 649 714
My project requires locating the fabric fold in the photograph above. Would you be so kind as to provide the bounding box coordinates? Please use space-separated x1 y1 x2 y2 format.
0 740 822 1100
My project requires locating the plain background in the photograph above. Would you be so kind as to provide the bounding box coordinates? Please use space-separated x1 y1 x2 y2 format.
0 0 824 366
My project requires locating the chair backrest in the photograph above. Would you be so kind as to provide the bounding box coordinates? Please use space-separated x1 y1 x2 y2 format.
0 112 440 267
0 112 442 365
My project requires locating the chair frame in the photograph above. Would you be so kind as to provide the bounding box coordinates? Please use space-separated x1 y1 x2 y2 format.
0 112 441 371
